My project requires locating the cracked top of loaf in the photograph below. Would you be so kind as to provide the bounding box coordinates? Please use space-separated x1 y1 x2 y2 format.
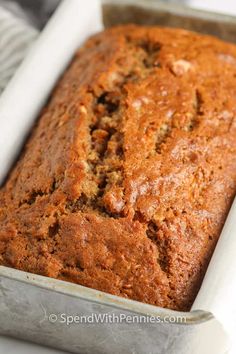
1 25 236 311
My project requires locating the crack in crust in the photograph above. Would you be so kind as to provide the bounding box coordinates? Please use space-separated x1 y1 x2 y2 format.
1 25 236 312
67 37 162 217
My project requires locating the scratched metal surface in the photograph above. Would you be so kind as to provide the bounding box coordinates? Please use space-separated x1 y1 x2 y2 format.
1 1 235 353
103 0 236 42
1 267 224 354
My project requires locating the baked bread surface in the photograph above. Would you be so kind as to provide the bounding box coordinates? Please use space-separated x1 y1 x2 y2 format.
1 25 236 311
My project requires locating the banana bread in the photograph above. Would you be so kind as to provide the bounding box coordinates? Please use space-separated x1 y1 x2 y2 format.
1 25 236 311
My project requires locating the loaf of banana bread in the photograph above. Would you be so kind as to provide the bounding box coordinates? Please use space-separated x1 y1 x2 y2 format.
1 25 236 311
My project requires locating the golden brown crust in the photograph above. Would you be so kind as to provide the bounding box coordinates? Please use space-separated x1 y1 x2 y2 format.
1 25 236 310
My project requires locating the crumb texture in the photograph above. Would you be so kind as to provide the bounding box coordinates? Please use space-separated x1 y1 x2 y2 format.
1 25 236 311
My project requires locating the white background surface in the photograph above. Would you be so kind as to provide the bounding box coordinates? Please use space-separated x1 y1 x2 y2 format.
1 0 236 353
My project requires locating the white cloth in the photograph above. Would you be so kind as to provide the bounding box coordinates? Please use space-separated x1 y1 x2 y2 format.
0 1 236 354
0 4 38 94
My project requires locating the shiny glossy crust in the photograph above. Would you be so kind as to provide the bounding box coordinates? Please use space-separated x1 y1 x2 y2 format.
1 25 236 310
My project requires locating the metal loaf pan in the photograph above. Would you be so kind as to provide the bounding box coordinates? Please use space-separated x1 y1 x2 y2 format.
1 1 236 353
